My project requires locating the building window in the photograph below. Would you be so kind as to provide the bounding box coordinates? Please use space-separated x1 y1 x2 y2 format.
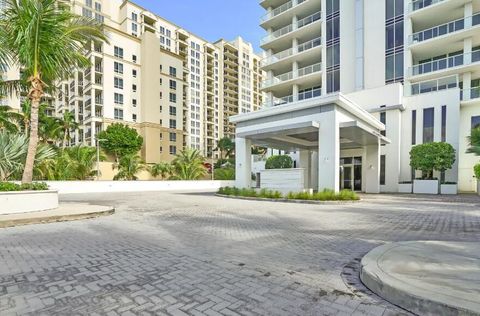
472 116 480 129
114 46 124 59
169 106 176 116
132 99 137 107
114 108 123 120
412 110 417 145
423 107 434 143
169 145 177 155
169 66 177 77
131 23 137 34
85 0 92 7
132 55 137 63
169 132 176 142
169 93 176 103
385 0 404 84
380 106 386 137
114 77 123 89
160 133 163 140
132 69 137 77
132 114 137 122
169 119 176 129
169 79 177 90
114 93 124 105
441 105 447 142
132 84 137 92
114 62 123 74
94 2 101 11
380 155 386 185
132 12 137 22
326 0 340 93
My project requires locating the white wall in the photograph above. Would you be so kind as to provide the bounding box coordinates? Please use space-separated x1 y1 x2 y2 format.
46 181 235 194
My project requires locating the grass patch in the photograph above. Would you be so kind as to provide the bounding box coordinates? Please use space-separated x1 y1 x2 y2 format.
218 187 359 201
0 182 49 192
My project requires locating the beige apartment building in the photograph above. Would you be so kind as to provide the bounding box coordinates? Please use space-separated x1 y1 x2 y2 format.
0 0 264 163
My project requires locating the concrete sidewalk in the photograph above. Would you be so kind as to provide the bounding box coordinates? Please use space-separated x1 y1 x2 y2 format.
0 203 114 228
361 241 480 316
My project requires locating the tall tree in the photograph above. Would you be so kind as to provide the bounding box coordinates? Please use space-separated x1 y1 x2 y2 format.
60 110 79 148
0 0 107 183
97 123 143 161
215 137 235 159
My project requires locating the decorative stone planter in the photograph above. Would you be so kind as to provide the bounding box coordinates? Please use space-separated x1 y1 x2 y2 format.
0 190 58 215
413 180 438 194
440 184 457 195
398 183 412 193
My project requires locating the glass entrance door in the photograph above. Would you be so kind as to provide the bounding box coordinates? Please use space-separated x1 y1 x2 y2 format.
340 157 362 191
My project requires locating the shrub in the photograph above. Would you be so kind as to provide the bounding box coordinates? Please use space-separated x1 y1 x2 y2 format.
214 167 235 180
410 142 456 179
265 155 293 169
474 163 480 179
0 182 49 192
217 187 359 201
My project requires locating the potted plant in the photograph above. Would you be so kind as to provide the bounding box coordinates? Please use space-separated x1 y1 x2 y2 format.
410 142 456 194
475 163 480 195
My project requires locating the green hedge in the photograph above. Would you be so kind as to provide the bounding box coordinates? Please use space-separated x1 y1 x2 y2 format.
218 187 359 201
265 155 293 169
0 182 49 192
214 167 235 180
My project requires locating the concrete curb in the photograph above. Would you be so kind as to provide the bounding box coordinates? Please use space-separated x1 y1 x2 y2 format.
0 203 115 228
215 194 360 205
360 241 480 316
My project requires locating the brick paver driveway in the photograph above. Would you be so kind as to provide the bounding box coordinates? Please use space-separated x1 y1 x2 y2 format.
1 192 479 316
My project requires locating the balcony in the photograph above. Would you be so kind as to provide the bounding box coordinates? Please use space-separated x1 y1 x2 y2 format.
261 37 321 68
260 0 310 25
461 86 480 102
409 49 480 78
262 86 321 108
409 13 480 45
261 11 321 47
409 0 446 13
409 75 458 96
262 62 321 90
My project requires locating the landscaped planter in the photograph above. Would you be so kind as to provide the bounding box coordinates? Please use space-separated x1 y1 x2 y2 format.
398 183 412 193
440 184 457 195
413 180 439 194
0 190 58 215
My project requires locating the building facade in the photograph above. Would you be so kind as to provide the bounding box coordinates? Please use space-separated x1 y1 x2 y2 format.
233 0 480 193
0 0 264 163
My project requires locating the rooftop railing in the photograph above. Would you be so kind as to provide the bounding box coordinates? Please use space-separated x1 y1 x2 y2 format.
461 87 480 101
410 75 458 96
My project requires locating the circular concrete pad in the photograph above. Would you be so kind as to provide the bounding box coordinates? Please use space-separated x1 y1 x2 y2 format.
360 241 480 316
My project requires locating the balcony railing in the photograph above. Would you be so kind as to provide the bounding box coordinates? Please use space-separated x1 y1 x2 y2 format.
461 87 480 101
262 87 321 107
409 0 445 13
261 11 321 45
262 62 322 89
410 13 480 44
410 75 458 96
261 37 321 67
260 0 306 23
410 49 480 76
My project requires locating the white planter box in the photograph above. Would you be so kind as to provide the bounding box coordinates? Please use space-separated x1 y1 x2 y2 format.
0 190 58 215
398 183 412 193
413 180 439 194
260 168 304 193
478 182 480 196
440 184 457 195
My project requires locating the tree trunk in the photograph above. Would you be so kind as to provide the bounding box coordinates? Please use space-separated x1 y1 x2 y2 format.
22 77 44 184
63 128 68 148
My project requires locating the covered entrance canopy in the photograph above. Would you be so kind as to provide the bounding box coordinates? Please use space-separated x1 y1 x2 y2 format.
230 93 391 193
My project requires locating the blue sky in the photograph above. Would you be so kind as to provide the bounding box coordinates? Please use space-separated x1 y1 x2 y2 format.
134 0 265 52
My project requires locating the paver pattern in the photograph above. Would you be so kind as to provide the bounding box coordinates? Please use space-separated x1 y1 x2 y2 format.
0 192 479 315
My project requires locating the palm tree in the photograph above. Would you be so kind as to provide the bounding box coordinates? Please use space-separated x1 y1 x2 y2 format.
0 0 107 183
0 106 22 132
150 162 173 179
215 137 235 159
113 154 146 180
39 116 63 144
467 127 480 156
60 110 79 148
170 148 207 180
